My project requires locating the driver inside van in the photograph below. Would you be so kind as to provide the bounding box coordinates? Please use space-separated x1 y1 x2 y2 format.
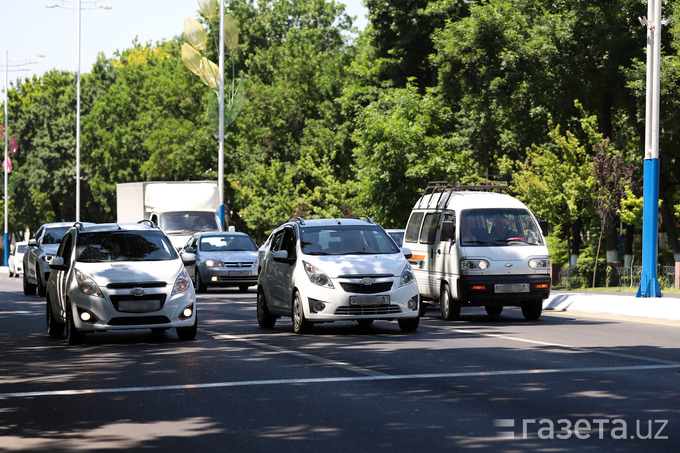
490 215 518 240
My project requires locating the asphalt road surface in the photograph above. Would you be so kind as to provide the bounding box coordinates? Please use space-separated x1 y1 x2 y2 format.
1 274 678 452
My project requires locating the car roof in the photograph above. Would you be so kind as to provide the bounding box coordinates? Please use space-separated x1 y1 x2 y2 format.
41 221 88 228
413 191 528 211
287 218 379 228
195 231 251 237
76 223 160 233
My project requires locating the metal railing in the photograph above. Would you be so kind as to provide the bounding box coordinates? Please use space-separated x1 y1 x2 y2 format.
554 265 675 289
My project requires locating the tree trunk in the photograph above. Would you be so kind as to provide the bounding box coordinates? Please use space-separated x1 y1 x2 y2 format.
570 219 582 268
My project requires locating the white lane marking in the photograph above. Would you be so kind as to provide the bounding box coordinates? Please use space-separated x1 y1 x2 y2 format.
206 330 389 377
444 327 680 366
1 364 676 399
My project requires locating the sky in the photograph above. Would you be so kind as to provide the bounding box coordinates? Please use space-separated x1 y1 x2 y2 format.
0 0 368 94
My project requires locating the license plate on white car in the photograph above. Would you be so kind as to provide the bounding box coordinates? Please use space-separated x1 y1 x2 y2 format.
118 299 162 313
494 283 530 294
350 295 389 306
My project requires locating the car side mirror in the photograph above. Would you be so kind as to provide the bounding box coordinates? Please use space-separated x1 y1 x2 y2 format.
538 220 549 237
272 250 289 263
49 256 68 271
184 247 196 254
401 247 413 260
28 239 37 247
181 252 197 266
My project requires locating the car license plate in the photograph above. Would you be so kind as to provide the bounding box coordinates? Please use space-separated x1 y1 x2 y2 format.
228 270 251 277
118 299 162 313
494 283 530 294
350 295 390 306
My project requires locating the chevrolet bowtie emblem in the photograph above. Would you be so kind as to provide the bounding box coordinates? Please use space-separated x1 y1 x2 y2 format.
505 263 513 268
130 288 146 296
359 278 376 285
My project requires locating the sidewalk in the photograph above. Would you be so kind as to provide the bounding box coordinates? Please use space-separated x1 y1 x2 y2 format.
545 291 680 321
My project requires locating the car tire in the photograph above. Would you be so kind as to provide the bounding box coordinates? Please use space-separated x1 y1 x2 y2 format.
8 267 14 278
440 283 460 321
46 298 64 337
195 270 207 293
418 301 428 317
292 291 311 334
257 290 276 328
238 284 250 292
521 300 543 320
23 271 36 296
398 317 419 332
357 319 374 327
485 305 503 317
177 313 198 341
37 266 47 297
66 305 85 345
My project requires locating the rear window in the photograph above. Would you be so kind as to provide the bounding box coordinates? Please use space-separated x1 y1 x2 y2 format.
199 235 257 252
75 230 178 262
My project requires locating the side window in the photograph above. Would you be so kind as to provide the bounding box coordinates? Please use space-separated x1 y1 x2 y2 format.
282 228 297 258
35 227 44 243
419 213 441 244
441 212 456 242
271 230 285 252
405 212 424 243
57 232 74 265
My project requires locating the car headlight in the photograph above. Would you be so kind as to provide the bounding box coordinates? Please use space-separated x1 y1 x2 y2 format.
399 263 414 287
205 259 223 267
461 259 489 271
529 258 550 269
172 267 192 296
303 261 334 289
75 269 103 297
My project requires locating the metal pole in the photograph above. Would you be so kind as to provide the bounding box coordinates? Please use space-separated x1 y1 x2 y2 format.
218 0 226 230
4 50 8 267
637 0 663 297
76 0 81 222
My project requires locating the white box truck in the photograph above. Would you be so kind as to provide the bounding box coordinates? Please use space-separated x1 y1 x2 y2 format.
116 181 222 249
405 181 551 320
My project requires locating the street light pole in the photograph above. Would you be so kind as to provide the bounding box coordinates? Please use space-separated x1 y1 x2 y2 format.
2 51 45 267
47 0 110 222
218 0 226 230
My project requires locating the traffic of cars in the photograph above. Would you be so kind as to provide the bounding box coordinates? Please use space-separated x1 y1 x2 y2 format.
9 182 551 342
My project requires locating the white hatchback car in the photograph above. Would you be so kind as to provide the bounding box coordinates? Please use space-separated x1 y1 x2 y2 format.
46 222 197 344
257 217 420 333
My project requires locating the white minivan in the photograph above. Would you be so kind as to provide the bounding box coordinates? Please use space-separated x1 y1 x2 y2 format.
405 182 551 320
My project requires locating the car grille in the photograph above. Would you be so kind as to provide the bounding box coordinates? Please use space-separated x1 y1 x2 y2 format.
108 316 171 326
334 305 402 316
340 282 393 294
223 262 255 268
110 294 167 312
106 281 167 289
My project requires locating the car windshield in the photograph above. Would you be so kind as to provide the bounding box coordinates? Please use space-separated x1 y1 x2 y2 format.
160 212 220 233
43 227 70 244
460 208 544 246
16 245 26 253
75 230 178 262
300 225 400 255
199 235 257 252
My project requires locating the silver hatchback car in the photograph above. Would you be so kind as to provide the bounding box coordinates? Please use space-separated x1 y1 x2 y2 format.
46 222 198 344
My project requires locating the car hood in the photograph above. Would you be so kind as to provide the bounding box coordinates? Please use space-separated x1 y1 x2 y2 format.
304 253 407 278
76 260 184 286
41 244 60 256
199 250 258 262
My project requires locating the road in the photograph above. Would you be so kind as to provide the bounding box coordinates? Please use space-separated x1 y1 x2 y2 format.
1 274 678 452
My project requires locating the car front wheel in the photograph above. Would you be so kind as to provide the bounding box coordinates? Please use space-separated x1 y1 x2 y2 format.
257 290 276 328
177 312 198 340
292 291 311 334
46 298 64 337
23 271 36 296
66 305 85 345
522 300 543 320
398 317 419 332
440 283 460 321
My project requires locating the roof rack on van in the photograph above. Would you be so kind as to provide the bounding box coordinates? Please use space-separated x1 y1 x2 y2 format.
417 181 509 208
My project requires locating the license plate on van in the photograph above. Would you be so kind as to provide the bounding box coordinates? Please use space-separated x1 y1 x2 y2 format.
350 295 389 306
494 283 530 294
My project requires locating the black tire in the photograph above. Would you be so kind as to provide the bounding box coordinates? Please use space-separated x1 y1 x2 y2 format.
357 319 374 327
522 300 543 320
37 267 47 297
398 317 419 332
418 301 428 317
23 271 36 296
46 298 64 337
292 291 311 334
8 268 14 278
257 290 276 328
440 284 460 321
66 306 85 345
485 305 503 317
195 270 207 293
177 312 198 340
238 284 250 292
